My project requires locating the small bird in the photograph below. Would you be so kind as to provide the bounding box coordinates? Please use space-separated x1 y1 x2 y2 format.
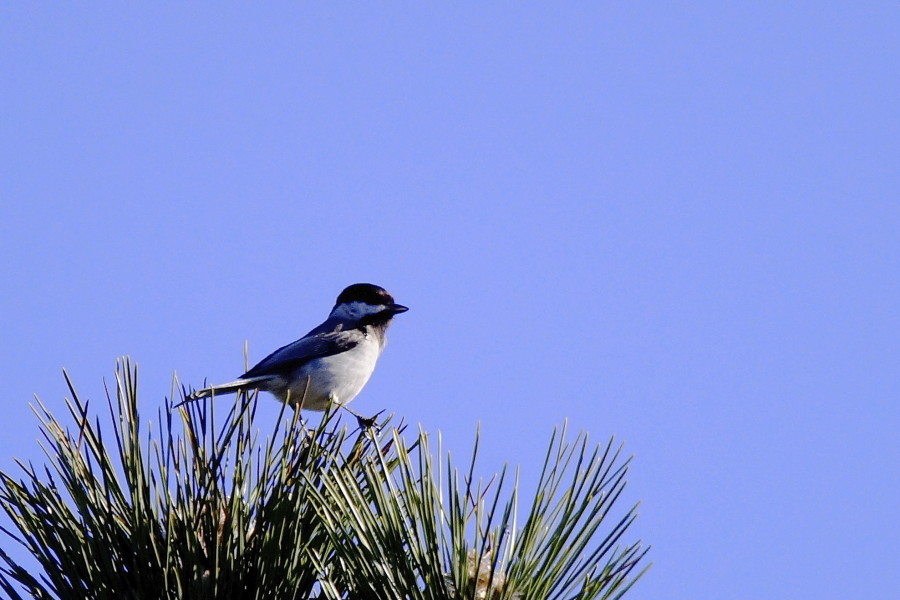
184 283 407 412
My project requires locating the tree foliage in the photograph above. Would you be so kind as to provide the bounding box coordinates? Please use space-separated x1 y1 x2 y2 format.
0 359 648 599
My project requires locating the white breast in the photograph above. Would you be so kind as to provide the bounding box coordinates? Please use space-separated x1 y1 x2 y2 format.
284 336 382 410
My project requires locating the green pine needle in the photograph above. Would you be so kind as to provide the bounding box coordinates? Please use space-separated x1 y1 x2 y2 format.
0 358 649 599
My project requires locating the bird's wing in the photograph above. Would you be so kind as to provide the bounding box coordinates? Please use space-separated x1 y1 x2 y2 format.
240 330 361 378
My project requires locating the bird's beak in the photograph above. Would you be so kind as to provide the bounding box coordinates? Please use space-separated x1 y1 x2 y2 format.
389 303 409 314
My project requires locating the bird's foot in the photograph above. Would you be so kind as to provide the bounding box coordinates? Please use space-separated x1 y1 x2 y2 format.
342 406 385 432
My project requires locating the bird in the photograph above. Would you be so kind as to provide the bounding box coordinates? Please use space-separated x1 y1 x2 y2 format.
182 283 407 413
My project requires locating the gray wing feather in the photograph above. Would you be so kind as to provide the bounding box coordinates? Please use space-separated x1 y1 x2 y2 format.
241 329 361 378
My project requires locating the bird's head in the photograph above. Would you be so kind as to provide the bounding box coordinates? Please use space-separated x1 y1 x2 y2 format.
330 283 408 327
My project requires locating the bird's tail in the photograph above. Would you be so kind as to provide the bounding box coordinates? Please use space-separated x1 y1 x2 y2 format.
176 376 272 408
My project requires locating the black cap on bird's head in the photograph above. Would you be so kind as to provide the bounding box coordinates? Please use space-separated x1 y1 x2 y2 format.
335 283 408 315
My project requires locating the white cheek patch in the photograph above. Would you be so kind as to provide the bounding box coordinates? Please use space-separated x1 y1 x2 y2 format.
331 301 386 320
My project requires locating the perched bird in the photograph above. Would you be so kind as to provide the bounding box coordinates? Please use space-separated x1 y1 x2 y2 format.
184 283 407 412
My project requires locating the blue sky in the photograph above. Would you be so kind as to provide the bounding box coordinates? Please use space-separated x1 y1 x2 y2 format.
1 3 898 598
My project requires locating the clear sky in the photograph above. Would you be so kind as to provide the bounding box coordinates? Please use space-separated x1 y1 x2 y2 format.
1 3 898 599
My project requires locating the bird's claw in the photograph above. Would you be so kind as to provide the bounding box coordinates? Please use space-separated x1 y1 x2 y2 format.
343 407 384 432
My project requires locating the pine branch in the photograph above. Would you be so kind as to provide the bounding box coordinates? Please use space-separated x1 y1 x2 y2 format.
0 359 649 599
